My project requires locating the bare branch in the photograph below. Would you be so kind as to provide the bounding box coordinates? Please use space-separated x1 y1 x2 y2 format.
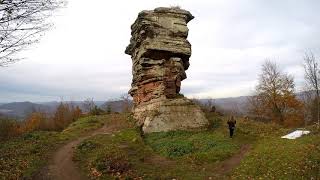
303 50 320 128
0 0 65 66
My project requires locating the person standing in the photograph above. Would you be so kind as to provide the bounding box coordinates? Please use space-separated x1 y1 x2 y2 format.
227 116 236 138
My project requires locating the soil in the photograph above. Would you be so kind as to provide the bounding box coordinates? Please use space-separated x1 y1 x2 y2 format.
34 117 121 180
211 144 252 179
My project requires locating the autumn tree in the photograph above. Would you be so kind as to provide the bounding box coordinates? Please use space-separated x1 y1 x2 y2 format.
0 0 65 66
248 60 303 127
24 112 47 131
53 102 72 130
72 105 82 120
303 51 320 128
0 116 21 140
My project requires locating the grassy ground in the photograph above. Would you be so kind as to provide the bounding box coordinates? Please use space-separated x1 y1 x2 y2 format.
0 131 60 179
74 113 320 179
73 113 252 179
231 125 320 179
1 113 319 179
0 115 108 179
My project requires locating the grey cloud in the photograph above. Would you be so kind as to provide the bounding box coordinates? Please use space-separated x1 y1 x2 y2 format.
1 0 320 101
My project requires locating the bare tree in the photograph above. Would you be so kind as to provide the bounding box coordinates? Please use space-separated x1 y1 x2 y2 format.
0 0 65 66
300 90 314 126
303 51 320 128
205 98 215 112
120 93 132 112
83 98 95 113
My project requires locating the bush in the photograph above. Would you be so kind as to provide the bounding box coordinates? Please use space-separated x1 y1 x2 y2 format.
77 140 98 151
205 112 223 130
90 105 104 116
0 117 22 140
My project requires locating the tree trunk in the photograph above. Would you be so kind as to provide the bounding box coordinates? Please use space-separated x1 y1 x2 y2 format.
317 89 320 129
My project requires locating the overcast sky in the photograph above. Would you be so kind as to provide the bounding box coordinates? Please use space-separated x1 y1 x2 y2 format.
1 0 320 102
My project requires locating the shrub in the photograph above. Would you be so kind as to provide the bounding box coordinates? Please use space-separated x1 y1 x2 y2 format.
0 117 22 140
90 105 104 116
205 112 223 130
77 140 98 151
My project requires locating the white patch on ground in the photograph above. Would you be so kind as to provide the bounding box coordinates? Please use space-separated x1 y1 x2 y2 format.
281 130 310 139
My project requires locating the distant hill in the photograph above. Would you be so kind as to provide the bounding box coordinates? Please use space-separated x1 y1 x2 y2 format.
0 102 51 119
1 91 311 120
40 101 106 107
0 97 250 119
0 96 253 119
197 96 250 115
99 96 250 114
100 100 133 112
0 101 108 119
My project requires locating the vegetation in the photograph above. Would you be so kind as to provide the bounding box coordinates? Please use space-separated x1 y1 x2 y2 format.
248 60 304 127
1 111 319 179
0 131 60 179
145 130 239 162
0 102 84 140
0 117 22 140
73 113 320 179
0 115 107 179
0 0 65 66
303 51 320 127
73 114 251 179
231 126 320 179
76 129 229 179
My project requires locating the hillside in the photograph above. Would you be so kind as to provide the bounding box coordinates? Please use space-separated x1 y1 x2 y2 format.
1 113 319 179
0 96 250 119
0 102 50 119
199 96 249 114
0 101 106 119
1 92 312 120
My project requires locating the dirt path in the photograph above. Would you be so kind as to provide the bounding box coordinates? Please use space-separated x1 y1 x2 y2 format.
34 115 251 180
211 144 251 178
36 121 116 180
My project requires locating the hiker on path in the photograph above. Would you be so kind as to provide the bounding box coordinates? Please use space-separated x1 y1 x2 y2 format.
227 116 236 138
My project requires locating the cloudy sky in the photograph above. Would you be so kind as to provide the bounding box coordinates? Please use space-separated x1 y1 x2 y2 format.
1 0 320 102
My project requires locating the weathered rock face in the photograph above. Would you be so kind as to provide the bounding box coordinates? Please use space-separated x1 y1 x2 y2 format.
126 7 209 133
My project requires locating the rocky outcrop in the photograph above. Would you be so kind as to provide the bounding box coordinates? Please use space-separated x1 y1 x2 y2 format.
125 7 209 133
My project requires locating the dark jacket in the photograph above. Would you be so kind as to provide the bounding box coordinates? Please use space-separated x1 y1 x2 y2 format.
227 118 236 129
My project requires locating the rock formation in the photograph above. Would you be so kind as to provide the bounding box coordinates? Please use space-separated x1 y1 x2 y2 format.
125 7 209 133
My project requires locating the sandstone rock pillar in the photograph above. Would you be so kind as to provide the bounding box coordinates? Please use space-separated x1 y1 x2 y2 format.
125 7 209 133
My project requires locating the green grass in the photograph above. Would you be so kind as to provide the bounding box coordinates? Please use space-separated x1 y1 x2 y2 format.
59 115 107 140
0 131 60 179
2 112 320 179
0 115 108 179
74 115 247 179
145 130 239 164
231 128 320 179
75 128 222 179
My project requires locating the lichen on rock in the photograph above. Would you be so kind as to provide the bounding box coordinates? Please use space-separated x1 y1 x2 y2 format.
125 7 209 133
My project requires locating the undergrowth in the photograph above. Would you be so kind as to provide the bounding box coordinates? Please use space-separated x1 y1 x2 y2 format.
0 115 108 179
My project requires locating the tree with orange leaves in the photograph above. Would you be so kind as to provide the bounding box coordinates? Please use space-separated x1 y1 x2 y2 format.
72 106 83 121
24 112 47 132
248 60 304 127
